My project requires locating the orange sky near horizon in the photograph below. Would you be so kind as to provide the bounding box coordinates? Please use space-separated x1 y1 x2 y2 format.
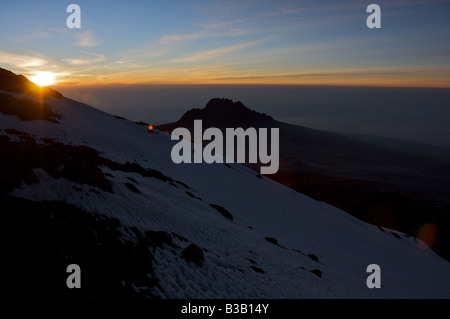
2 1 449 89
52 74 450 89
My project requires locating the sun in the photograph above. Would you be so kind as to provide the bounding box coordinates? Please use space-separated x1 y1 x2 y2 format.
30 71 56 87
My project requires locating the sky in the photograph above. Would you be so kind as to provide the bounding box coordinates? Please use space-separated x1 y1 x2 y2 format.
1 0 450 87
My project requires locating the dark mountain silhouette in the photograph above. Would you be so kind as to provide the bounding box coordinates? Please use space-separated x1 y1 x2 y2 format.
159 98 450 261
0 67 63 98
161 98 274 130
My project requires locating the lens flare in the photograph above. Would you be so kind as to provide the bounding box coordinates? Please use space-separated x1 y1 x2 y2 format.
417 223 437 250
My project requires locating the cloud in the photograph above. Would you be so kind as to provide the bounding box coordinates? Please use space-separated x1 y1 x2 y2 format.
0 51 48 68
62 52 106 65
169 39 266 63
198 17 251 30
12 29 52 43
160 33 203 44
159 7 304 46
160 12 270 45
160 28 249 45
209 69 450 81
75 31 99 47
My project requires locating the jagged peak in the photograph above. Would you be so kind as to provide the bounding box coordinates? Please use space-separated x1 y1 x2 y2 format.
180 98 273 123
205 98 246 109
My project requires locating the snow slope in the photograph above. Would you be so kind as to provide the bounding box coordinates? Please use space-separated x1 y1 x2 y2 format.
2 88 450 299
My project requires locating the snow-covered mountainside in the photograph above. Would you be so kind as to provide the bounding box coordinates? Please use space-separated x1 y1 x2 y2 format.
159 98 450 263
2 69 450 299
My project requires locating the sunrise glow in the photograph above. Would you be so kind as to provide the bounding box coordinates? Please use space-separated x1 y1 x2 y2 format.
0 1 448 87
30 71 56 87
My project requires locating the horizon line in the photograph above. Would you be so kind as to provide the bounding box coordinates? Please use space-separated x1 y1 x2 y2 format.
53 82 450 89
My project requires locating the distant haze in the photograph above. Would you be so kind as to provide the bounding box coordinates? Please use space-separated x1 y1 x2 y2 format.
55 85 450 148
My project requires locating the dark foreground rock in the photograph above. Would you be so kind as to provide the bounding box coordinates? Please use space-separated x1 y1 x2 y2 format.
3 195 161 301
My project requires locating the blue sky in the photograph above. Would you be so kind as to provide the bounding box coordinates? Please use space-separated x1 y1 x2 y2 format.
1 0 450 86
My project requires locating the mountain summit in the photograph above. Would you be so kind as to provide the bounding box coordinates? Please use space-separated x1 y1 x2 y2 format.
1 67 450 300
160 98 274 131
202 97 273 121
